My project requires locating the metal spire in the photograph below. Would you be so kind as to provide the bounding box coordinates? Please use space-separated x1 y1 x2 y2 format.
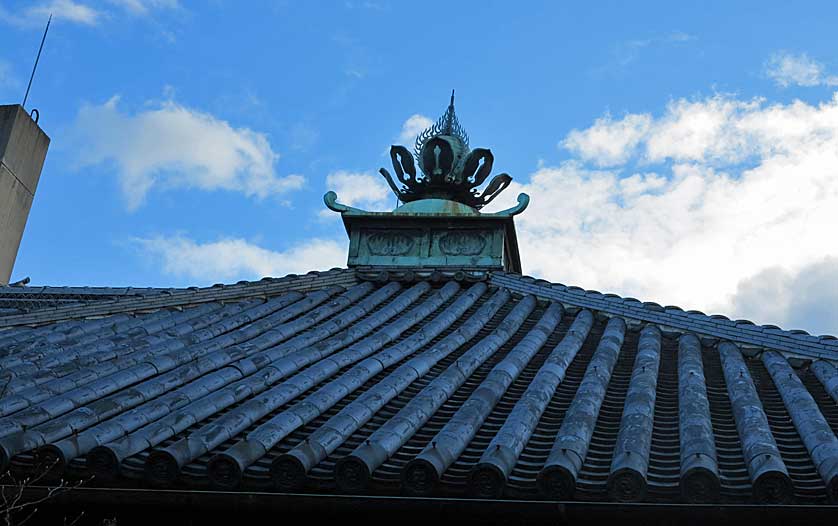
443 90 455 133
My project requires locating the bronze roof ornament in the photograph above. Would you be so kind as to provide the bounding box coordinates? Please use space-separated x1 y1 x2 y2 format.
323 92 528 272
379 91 513 210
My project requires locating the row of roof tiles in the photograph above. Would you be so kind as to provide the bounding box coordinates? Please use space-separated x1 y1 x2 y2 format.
491 273 838 361
1 269 836 358
0 279 836 505
0 269 359 327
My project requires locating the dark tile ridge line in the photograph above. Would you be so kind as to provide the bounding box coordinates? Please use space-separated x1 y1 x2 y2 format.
0 269 357 328
0 286 178 297
489 272 838 362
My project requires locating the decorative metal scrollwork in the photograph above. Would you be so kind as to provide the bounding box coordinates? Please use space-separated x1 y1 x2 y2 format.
379 91 513 210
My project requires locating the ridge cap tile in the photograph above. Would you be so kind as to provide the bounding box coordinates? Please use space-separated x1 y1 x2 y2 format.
484 273 837 360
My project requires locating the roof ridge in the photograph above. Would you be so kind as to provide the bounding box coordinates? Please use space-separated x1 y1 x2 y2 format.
489 271 838 362
0 268 357 328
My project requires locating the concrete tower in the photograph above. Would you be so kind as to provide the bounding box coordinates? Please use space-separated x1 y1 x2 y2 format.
0 104 49 284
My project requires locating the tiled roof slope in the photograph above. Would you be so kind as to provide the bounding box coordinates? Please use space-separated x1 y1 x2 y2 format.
0 269 836 507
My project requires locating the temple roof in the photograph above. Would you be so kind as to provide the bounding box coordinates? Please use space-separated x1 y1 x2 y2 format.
1 97 836 519
0 268 836 507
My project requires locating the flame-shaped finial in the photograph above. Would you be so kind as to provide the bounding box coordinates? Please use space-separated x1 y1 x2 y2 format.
414 90 469 159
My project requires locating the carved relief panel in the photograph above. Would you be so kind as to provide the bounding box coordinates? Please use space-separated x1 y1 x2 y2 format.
437 230 488 256
366 231 417 256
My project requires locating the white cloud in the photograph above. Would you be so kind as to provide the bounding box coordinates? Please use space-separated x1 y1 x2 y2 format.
488 92 838 335
107 0 179 16
135 235 346 282
563 113 651 166
397 114 432 146
4 0 103 26
644 96 758 163
556 93 838 165
561 96 752 165
2 0 179 28
324 170 391 213
72 96 304 210
765 51 838 88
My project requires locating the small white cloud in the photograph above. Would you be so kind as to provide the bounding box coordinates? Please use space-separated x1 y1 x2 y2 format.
320 170 393 220
2 0 179 28
19 0 102 26
398 114 432 146
107 0 179 16
72 95 304 210
765 51 838 88
134 235 346 283
325 170 391 210
562 113 651 166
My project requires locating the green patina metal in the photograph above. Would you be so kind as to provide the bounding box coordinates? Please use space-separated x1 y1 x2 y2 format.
324 94 528 273
379 91 513 210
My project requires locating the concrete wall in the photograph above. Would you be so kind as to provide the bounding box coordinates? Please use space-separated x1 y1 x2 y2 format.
0 104 50 284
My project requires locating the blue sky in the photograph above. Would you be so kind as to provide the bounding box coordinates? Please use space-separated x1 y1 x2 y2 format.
1 0 838 335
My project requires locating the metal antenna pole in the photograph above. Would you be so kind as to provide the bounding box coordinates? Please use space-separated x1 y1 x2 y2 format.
22 14 52 110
